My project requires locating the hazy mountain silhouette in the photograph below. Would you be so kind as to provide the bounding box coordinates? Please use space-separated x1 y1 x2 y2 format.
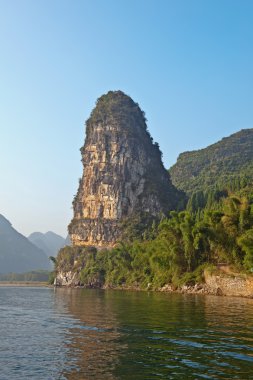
28 231 66 257
0 215 50 273
65 235 71 245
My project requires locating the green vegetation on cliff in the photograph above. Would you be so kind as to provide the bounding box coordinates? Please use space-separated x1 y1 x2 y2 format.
169 129 253 197
57 121 253 288
86 90 148 132
57 192 253 289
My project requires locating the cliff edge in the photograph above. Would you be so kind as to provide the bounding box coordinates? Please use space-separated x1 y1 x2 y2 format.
68 91 183 248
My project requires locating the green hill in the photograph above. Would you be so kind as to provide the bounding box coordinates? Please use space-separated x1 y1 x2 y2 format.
55 128 253 288
169 129 253 196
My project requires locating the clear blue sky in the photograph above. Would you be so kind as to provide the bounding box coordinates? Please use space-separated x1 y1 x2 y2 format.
0 0 253 237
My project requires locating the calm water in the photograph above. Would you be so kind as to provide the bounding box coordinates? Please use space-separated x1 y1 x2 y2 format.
0 288 253 379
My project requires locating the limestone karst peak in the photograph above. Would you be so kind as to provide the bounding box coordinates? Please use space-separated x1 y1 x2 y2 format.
86 90 148 134
69 91 184 248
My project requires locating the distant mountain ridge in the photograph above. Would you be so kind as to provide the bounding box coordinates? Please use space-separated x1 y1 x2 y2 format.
169 129 253 195
0 215 50 274
28 231 66 257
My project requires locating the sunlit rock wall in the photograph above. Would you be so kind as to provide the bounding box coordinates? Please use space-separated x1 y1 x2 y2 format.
69 91 182 247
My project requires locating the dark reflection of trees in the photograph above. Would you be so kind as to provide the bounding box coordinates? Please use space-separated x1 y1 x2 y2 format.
54 288 125 380
55 290 209 380
105 291 209 379
202 295 253 379
203 295 253 331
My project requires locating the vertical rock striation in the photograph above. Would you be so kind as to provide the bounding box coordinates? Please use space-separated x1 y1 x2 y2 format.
69 91 183 248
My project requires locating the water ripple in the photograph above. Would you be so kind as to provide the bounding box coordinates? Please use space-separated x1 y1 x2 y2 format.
1 287 253 379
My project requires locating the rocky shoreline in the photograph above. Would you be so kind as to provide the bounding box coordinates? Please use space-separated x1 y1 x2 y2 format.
55 270 253 299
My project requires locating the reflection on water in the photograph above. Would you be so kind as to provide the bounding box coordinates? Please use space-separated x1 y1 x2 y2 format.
0 287 253 379
57 288 124 379
58 289 253 380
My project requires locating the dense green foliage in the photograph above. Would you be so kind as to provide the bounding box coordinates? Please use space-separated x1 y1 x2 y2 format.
169 129 253 196
86 90 148 132
57 193 253 289
57 128 253 288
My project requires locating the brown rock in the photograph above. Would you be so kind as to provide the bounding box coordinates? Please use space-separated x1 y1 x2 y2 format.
69 91 184 248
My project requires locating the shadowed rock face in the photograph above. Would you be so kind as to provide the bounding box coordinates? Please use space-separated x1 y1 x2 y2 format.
69 91 182 248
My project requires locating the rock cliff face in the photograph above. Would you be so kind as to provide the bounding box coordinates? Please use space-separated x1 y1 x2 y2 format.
204 271 253 298
69 91 183 248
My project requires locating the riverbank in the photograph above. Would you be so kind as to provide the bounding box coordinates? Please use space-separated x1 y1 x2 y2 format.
102 278 253 298
56 268 253 298
0 281 50 287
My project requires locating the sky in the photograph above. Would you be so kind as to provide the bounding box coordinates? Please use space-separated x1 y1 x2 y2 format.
0 0 253 237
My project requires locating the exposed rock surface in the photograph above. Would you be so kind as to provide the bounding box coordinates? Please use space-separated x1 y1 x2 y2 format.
204 271 253 297
160 271 253 298
56 270 79 286
69 91 183 248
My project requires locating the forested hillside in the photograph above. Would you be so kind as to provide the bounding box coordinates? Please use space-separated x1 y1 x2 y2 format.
169 129 253 196
55 129 253 288
56 192 253 288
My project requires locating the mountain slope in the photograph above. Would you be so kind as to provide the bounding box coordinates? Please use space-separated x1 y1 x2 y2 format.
169 129 253 195
28 231 66 257
0 215 50 273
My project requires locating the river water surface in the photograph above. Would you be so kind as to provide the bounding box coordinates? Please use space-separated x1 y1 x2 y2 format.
0 287 253 379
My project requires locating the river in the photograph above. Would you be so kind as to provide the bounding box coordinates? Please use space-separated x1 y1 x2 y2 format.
0 287 253 379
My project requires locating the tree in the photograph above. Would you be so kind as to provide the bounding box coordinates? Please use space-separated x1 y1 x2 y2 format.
237 229 253 270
